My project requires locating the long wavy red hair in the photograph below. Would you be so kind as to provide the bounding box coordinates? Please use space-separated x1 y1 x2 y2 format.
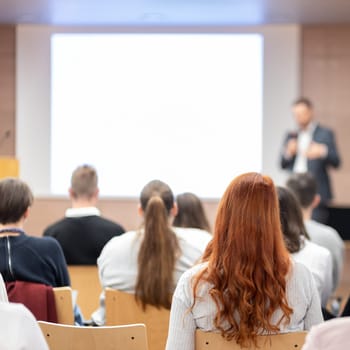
193 173 292 347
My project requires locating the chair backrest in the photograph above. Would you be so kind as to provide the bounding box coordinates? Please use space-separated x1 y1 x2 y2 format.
195 330 307 350
53 286 74 325
38 321 148 350
105 288 170 350
68 265 102 319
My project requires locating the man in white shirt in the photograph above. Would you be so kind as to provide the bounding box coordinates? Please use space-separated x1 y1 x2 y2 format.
280 97 341 223
286 172 344 291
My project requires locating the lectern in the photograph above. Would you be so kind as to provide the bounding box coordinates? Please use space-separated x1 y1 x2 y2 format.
0 157 19 179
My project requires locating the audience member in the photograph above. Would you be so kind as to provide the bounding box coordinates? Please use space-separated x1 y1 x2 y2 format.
277 186 333 307
173 192 211 232
44 164 125 265
0 178 70 287
91 180 212 325
0 273 8 302
0 302 49 349
280 97 341 223
302 317 350 350
286 172 344 290
166 173 322 350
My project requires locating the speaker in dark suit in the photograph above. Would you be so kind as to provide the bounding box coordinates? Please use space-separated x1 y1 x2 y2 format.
280 97 341 223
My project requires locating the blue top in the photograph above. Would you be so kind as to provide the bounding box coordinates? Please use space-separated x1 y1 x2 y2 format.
0 229 70 287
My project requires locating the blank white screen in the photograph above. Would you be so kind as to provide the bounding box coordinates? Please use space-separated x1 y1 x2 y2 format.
51 33 263 198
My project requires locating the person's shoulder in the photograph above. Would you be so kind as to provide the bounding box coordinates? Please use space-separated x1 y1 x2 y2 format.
303 317 350 349
315 123 335 136
174 227 212 243
307 219 339 235
26 234 64 253
101 230 138 249
291 259 311 273
289 260 315 287
43 218 72 236
306 220 343 243
0 302 35 321
93 216 125 232
176 262 208 291
304 238 331 257
97 230 140 265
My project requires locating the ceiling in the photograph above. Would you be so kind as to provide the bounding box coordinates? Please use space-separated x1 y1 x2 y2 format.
0 0 350 26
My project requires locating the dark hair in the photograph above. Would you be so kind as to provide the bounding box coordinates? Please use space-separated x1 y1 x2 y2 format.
173 192 211 232
293 97 313 109
0 178 34 224
194 173 292 347
277 186 310 253
286 172 318 208
136 180 180 310
70 164 98 199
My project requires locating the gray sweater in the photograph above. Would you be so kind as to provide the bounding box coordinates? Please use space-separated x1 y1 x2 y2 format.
305 219 344 290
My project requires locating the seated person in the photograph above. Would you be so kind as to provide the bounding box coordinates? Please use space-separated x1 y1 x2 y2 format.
277 186 333 308
286 172 344 291
0 178 83 324
44 164 125 265
173 192 211 233
302 317 350 350
0 273 8 302
91 180 212 325
0 302 49 349
166 173 323 350
0 178 70 287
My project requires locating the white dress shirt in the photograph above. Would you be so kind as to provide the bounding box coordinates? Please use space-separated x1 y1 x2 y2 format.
293 123 316 173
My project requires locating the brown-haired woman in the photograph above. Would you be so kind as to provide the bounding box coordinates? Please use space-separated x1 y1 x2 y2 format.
91 180 212 325
277 186 333 308
166 173 323 350
173 192 211 233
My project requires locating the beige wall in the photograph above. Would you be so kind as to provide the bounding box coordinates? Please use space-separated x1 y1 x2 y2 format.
301 25 350 204
25 197 219 237
0 25 15 156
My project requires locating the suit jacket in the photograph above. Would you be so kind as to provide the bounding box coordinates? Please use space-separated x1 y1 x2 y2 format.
281 124 341 203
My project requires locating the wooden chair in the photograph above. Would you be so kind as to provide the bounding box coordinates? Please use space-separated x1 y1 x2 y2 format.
105 288 170 350
53 286 74 325
68 265 102 320
6 280 69 323
195 330 307 350
38 321 148 350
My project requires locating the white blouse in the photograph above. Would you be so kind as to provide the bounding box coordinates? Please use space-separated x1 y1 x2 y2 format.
0 302 49 350
292 238 333 307
91 227 212 325
166 261 323 350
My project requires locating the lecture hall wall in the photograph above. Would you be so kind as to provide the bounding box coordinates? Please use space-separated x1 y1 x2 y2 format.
0 24 349 236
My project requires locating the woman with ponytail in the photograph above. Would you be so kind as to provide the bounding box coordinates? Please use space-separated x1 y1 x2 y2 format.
91 180 211 325
166 173 323 350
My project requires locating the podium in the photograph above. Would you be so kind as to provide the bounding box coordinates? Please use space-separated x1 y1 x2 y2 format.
0 157 19 179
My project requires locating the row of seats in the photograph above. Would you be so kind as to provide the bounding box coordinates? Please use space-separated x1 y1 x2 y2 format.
38 320 307 350
47 284 308 350
50 285 170 350
10 265 309 349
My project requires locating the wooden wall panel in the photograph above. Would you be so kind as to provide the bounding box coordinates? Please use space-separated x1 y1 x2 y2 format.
0 25 15 156
302 25 350 204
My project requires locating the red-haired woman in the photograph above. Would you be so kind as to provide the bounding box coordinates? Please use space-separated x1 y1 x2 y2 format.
166 173 323 350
